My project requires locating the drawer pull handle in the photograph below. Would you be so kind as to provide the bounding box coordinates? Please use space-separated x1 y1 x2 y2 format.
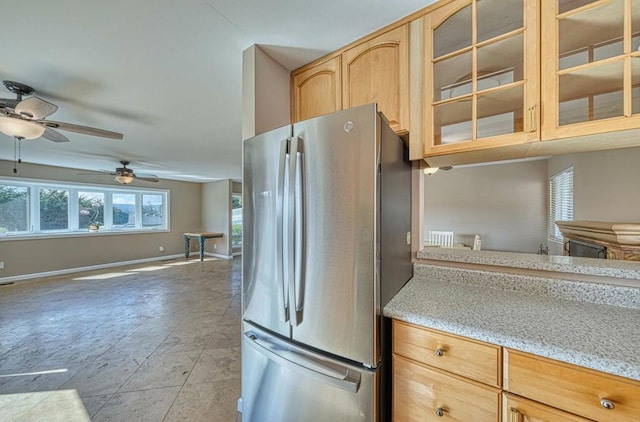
510 407 521 422
435 348 445 357
600 399 615 410
435 407 446 417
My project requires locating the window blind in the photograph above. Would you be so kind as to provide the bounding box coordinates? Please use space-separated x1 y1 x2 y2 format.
549 167 574 242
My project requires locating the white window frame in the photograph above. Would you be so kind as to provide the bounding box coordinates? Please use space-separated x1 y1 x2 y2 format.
549 167 574 242
0 177 169 240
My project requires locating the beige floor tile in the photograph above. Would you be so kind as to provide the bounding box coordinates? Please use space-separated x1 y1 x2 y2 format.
60 356 145 397
92 386 181 422
186 348 241 385
118 351 200 392
164 378 240 422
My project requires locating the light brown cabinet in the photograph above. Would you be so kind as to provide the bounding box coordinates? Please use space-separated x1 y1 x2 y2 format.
392 320 640 422
541 0 640 141
421 0 539 157
504 348 640 422
291 56 342 123
503 393 593 422
342 25 410 134
392 320 501 421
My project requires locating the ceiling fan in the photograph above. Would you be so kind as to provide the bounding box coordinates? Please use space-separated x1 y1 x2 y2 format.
0 80 123 142
81 161 159 185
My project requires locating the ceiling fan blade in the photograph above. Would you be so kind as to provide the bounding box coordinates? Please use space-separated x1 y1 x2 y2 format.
42 127 69 143
134 175 160 183
41 120 123 140
0 98 19 109
16 97 58 119
441 166 453 171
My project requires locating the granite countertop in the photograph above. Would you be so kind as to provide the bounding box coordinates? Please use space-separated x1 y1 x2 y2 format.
417 247 640 281
384 263 640 381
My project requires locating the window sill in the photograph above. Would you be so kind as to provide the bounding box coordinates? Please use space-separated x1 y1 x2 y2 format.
0 228 169 242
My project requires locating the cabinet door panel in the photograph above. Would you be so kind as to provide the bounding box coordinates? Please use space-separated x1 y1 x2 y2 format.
504 349 640 422
503 393 593 422
393 354 500 422
343 25 409 133
292 56 341 122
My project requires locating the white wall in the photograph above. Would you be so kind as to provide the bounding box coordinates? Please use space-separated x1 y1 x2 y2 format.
242 45 291 140
547 146 640 254
201 179 232 257
0 160 202 279
424 159 548 253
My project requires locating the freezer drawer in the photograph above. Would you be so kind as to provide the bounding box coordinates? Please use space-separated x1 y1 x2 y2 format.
241 323 377 422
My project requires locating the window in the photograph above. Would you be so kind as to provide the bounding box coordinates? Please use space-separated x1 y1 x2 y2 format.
0 178 168 238
232 193 242 249
549 167 574 242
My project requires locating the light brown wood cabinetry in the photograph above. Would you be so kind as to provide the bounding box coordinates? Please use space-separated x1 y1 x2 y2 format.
504 349 640 422
541 0 640 141
503 393 593 422
291 56 342 122
392 320 501 421
342 25 410 134
422 0 539 157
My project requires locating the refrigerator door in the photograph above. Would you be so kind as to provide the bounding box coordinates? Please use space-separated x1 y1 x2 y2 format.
243 125 292 337
290 104 379 366
241 323 376 422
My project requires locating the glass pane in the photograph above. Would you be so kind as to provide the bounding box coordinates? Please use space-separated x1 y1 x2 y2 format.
113 193 136 228
142 194 164 227
434 4 472 58
559 0 599 14
232 193 242 248
559 0 624 65
477 33 523 87
79 192 104 229
0 185 28 233
559 60 624 125
633 59 640 114
434 99 473 145
434 51 472 101
477 0 523 43
40 189 68 230
476 85 524 138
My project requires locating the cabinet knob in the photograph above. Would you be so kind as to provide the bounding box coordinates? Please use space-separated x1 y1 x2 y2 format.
435 348 445 357
600 399 615 410
435 407 446 417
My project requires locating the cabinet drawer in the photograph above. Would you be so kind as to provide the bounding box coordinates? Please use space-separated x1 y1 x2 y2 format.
392 320 501 387
503 392 592 422
504 349 640 422
393 354 500 422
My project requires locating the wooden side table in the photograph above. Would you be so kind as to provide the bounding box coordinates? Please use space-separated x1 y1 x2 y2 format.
184 232 223 261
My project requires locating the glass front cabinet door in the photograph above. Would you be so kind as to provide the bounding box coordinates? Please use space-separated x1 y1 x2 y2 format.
542 0 640 139
424 0 539 156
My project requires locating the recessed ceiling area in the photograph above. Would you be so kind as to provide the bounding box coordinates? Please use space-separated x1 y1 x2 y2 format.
0 0 434 182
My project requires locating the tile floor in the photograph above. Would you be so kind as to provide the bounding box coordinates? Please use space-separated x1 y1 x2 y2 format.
0 257 242 421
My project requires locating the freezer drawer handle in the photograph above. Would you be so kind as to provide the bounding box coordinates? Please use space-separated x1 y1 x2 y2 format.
245 332 361 393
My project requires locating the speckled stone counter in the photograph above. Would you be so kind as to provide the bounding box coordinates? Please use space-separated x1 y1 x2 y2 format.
384 263 640 381
417 247 640 280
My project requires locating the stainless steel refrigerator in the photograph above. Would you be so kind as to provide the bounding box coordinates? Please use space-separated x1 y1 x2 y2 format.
241 104 412 422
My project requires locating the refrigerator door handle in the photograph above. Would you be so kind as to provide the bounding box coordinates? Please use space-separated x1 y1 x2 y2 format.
294 150 305 314
287 136 300 326
276 138 289 323
244 331 362 393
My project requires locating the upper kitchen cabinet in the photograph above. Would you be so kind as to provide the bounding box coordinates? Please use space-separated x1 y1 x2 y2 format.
423 0 539 156
342 25 410 134
541 0 640 140
292 56 342 122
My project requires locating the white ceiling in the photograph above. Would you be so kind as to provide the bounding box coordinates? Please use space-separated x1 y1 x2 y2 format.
0 0 433 182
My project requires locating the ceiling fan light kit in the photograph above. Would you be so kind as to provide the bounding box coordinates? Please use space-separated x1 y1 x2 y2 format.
0 116 45 139
114 174 135 184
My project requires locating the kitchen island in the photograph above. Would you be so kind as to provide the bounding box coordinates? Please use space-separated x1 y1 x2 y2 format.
384 258 640 421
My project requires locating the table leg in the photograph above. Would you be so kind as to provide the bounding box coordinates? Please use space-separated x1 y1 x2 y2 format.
184 235 190 258
199 237 205 261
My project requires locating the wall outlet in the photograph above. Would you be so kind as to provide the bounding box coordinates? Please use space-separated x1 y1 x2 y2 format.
214 244 217 249
0 262 4 269
159 246 165 252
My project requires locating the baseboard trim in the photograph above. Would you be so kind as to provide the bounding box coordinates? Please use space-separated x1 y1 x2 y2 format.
204 252 233 260
0 254 185 285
